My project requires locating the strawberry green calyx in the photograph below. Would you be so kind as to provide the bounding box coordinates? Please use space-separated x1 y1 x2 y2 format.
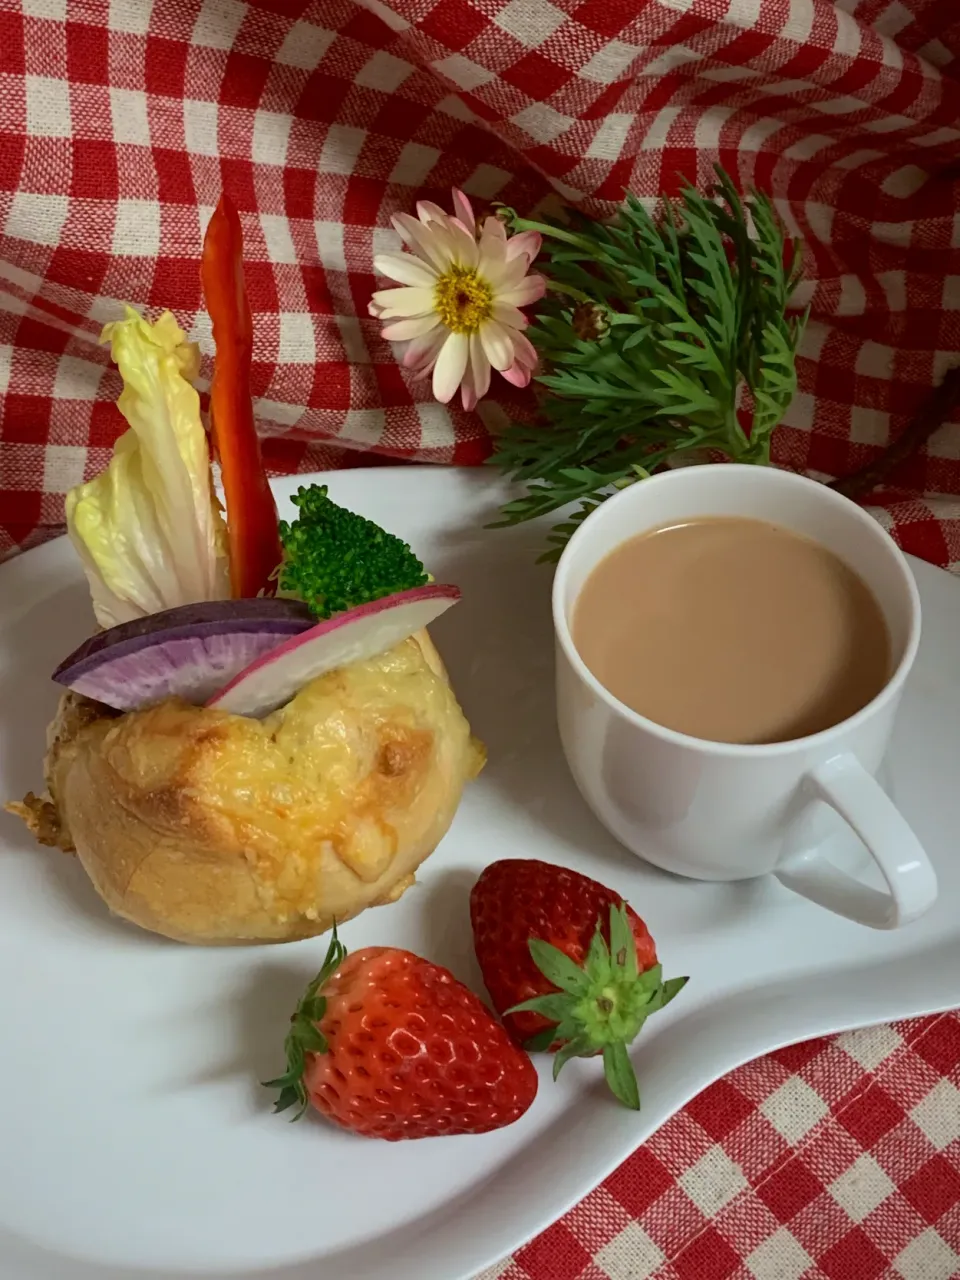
506 904 688 1111
263 925 347 1120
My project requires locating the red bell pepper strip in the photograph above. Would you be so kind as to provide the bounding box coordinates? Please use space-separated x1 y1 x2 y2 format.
201 195 282 599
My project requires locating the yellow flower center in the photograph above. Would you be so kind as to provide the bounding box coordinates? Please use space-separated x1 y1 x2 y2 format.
434 265 493 334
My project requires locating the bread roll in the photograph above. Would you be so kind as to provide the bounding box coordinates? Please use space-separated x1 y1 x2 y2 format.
14 632 483 945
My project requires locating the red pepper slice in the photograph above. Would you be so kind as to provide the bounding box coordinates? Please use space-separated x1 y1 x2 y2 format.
201 195 282 599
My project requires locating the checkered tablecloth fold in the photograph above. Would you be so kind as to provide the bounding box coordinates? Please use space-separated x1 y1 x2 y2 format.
3 0 960 562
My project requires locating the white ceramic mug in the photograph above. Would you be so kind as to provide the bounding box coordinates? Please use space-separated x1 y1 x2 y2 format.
553 464 938 930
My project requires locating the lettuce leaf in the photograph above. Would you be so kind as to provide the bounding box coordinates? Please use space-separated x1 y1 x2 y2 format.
66 308 230 629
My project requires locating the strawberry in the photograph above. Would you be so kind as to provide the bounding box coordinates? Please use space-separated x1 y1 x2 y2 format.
265 929 538 1140
470 859 687 1110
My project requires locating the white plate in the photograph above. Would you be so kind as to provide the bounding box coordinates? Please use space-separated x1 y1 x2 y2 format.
1 466 959 1280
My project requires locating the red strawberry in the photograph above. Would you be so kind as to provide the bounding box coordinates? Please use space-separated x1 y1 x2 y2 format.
470 859 687 1109
265 929 538 1140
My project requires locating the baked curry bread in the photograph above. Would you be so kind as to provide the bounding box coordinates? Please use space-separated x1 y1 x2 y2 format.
14 631 483 945
8 198 483 946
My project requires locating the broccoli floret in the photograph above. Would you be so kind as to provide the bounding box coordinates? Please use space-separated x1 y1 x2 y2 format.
277 484 428 619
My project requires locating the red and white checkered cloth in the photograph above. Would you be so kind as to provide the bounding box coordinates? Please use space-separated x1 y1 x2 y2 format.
482 1014 960 1280
2 2 959 1277
4 0 960 562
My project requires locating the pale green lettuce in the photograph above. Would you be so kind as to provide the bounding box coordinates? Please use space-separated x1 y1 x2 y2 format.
66 308 230 628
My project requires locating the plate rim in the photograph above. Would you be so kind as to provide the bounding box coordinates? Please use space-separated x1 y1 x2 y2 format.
2 464 959 1280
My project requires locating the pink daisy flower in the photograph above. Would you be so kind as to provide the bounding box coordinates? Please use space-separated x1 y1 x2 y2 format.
369 188 547 411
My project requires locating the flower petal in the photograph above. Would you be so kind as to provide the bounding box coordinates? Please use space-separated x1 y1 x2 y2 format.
370 286 437 318
480 229 508 262
479 318 516 372
422 225 465 270
491 301 529 332
374 253 438 288
446 223 479 269
381 314 443 341
500 360 534 388
402 328 447 373
391 213 454 272
478 251 530 292
460 356 481 411
502 255 534 284
506 230 542 264
432 331 469 403
480 215 507 247
417 200 451 227
469 331 491 401
452 188 476 237
512 329 538 369
499 274 547 308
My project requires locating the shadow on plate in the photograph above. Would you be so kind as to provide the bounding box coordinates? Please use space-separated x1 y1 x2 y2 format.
178 953 320 1114
412 866 486 994
179 870 490 1110
175 868 503 1117
41 846 170 943
0 582 178 944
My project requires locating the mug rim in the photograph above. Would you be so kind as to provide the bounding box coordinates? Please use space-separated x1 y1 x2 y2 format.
552 463 922 758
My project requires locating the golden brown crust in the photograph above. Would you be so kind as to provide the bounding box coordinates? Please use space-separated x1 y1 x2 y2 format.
3 792 73 851
19 630 482 945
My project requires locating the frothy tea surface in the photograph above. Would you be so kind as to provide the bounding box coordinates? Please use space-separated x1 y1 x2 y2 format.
572 516 891 745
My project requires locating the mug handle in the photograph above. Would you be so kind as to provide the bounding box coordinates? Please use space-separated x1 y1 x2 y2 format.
774 753 938 930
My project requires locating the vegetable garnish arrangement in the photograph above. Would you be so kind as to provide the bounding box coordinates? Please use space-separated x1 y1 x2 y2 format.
7 194 480 947
275 482 430 618
200 194 283 599
6 191 690 1150
65 305 232 627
